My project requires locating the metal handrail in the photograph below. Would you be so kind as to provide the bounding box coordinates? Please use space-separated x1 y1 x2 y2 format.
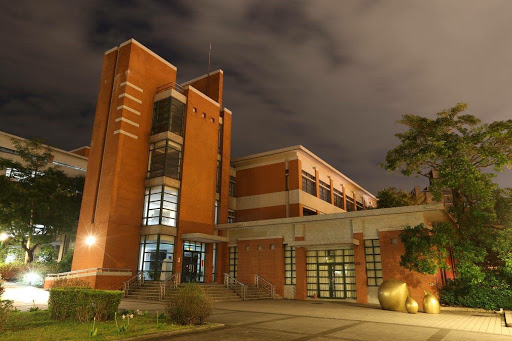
156 82 185 94
46 267 132 278
255 274 276 299
159 273 180 301
224 273 247 301
123 272 144 297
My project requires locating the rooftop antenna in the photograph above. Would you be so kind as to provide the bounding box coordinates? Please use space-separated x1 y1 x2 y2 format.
206 42 211 97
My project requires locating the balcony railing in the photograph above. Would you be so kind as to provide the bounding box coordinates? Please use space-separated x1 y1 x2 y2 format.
156 82 185 95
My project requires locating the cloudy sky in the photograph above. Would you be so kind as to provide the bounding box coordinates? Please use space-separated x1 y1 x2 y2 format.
1 0 511 193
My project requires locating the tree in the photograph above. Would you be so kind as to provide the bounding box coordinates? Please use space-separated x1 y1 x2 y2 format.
383 103 512 282
0 138 84 263
376 187 415 208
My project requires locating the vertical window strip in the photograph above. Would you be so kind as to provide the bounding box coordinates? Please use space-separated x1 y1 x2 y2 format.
365 239 383 286
229 246 238 279
284 245 296 285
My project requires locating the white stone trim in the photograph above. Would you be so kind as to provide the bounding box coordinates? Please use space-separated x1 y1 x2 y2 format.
120 81 143 93
119 93 142 104
183 85 220 107
114 129 138 139
115 117 139 127
117 105 141 116
119 39 177 71
223 107 232 115
237 235 283 241
104 47 118 55
180 69 223 86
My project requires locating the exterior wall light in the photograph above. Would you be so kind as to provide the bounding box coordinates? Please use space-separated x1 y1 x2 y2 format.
85 235 96 246
0 233 8 242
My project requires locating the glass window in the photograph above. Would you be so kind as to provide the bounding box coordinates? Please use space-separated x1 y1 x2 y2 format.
346 195 355 212
216 160 221 193
301 170 316 196
284 245 296 285
151 97 185 136
142 186 179 226
147 140 181 179
365 239 383 286
214 200 219 224
229 246 238 279
229 176 236 197
356 199 364 210
218 122 223 154
319 180 331 203
228 210 235 223
138 234 175 281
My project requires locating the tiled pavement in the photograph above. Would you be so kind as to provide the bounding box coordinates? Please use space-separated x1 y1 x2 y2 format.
122 299 512 340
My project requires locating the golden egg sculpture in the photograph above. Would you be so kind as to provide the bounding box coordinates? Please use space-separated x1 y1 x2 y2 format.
423 291 440 314
378 279 409 312
405 296 418 314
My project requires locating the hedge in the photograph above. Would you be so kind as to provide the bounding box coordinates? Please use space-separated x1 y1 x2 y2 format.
48 288 123 322
165 283 212 325
439 278 512 311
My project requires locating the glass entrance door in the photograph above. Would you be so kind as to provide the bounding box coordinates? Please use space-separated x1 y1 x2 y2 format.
181 241 206 283
182 251 201 282
306 249 357 299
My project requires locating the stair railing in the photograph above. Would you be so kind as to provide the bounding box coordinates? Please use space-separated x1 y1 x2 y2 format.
123 272 144 297
224 273 247 301
255 274 275 299
159 273 181 301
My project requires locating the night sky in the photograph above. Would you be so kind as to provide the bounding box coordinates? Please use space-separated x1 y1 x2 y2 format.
1 1 511 193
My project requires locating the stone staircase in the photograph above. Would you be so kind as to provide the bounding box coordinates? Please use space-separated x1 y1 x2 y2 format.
125 282 273 302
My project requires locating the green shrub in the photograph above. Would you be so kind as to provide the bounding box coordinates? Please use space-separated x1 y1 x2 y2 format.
165 283 212 325
0 246 25 264
48 288 122 322
440 277 512 310
0 275 13 331
0 263 25 281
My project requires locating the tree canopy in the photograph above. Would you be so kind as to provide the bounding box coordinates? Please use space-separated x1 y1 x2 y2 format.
383 103 512 283
376 187 416 208
0 138 84 262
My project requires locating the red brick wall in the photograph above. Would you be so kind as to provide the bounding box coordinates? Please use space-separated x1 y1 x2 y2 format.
353 232 368 303
236 162 286 197
237 238 285 296
236 205 287 222
295 247 307 299
380 230 439 309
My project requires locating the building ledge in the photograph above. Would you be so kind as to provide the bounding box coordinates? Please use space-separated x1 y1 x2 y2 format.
145 176 180 189
140 225 177 236
181 233 228 243
149 131 184 145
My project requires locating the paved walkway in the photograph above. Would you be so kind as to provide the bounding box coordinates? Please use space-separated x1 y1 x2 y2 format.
2 282 49 311
120 299 512 341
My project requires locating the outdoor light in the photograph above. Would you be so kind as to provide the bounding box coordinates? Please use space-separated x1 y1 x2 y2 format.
85 235 96 246
23 272 43 286
0 233 8 241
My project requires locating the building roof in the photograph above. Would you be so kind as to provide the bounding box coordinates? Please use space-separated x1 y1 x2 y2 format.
232 145 377 199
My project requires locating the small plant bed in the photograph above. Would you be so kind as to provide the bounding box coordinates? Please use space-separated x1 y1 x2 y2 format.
1 310 220 340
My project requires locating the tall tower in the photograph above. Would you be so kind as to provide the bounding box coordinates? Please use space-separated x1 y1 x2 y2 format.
52 39 232 289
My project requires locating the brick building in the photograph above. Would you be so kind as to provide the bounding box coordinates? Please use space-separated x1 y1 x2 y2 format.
44 39 453 308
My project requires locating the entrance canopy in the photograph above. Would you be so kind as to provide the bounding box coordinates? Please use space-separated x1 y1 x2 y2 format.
181 233 228 243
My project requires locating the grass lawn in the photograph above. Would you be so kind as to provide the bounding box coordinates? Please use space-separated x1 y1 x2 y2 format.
1 310 213 340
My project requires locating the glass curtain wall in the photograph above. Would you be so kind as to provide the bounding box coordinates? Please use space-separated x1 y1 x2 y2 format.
151 97 185 136
142 186 179 226
147 140 181 179
138 234 175 281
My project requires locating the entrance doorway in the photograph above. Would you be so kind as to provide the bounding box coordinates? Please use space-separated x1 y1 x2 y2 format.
306 249 356 299
181 241 205 283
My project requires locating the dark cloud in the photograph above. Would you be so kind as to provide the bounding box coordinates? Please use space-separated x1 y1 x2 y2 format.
0 0 511 193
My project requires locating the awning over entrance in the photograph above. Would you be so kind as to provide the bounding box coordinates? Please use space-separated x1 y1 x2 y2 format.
181 233 228 243
287 239 360 248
